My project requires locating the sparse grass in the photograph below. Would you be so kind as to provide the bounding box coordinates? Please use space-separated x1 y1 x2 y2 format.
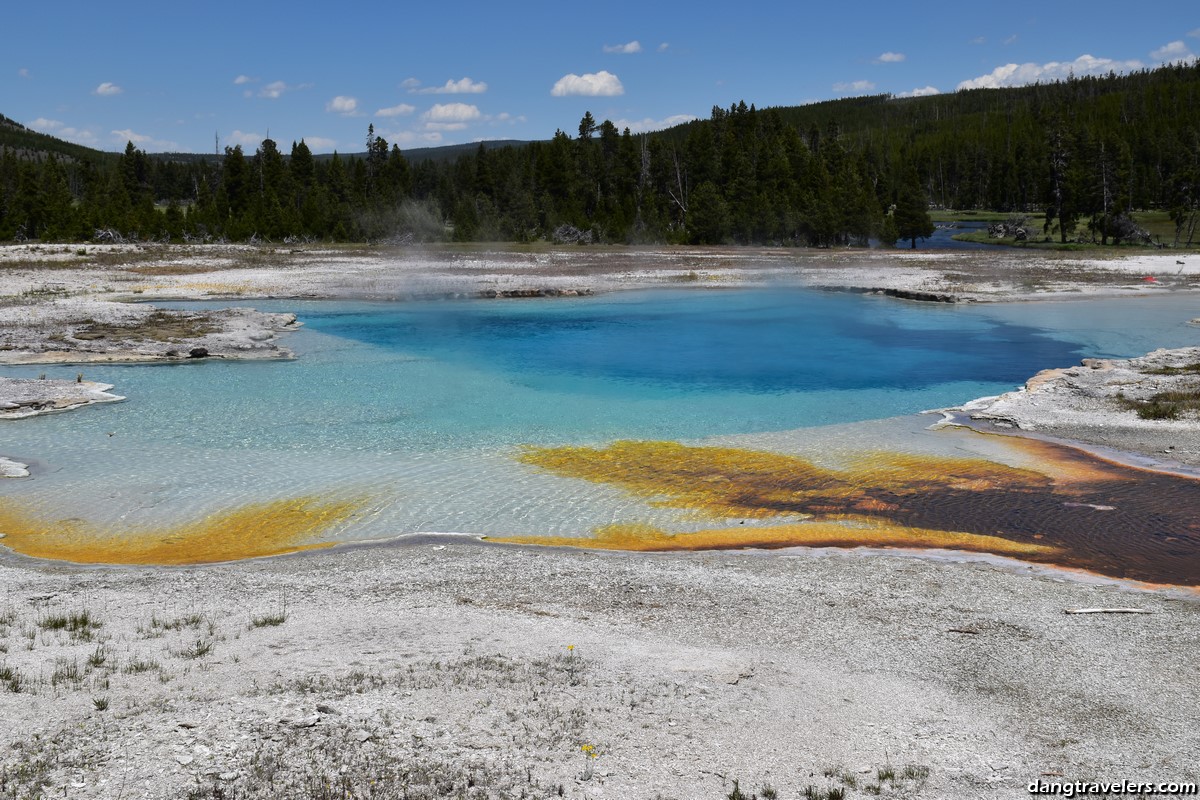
1145 363 1200 376
141 611 205 636
50 656 82 688
249 604 288 629
129 263 223 276
0 663 23 693
1119 387 1200 420
123 655 162 674
727 781 779 800
92 696 109 711
73 310 217 343
20 286 74 298
0 749 54 798
903 764 931 782
728 779 751 800
86 644 109 669
812 761 931 798
37 608 102 639
175 720 567 799
174 638 215 659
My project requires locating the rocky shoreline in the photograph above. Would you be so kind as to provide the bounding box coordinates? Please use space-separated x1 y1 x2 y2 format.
955 346 1200 468
0 376 125 420
0 304 299 366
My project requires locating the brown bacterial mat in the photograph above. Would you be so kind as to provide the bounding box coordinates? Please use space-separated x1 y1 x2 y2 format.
489 438 1200 586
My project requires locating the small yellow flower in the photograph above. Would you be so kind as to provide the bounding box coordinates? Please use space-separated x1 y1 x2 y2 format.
567 644 575 652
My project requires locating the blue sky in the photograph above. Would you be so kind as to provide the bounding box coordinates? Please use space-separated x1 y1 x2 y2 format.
5 2 1198 154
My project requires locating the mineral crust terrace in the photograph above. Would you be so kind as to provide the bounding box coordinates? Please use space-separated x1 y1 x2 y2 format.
956 346 1200 468
0 301 298 365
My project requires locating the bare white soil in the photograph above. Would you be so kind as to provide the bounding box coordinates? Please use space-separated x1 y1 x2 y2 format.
1 543 1197 800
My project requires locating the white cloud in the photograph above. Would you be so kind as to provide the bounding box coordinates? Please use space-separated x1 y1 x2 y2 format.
94 82 123 96
551 70 624 97
63 128 97 144
422 103 482 124
611 114 697 133
112 129 149 144
970 36 986 45
303 136 337 150
229 130 264 147
896 86 941 98
957 54 1145 90
18 68 29 78
832 80 876 93
1151 40 1194 62
257 80 311 99
603 40 642 54
30 118 96 144
401 78 421 90
874 52 905 63
416 77 488 94
233 75 256 85
326 95 360 115
387 130 445 147
1003 34 1018 45
1189 28 1200 38
376 103 416 117
657 42 670 53
111 129 177 150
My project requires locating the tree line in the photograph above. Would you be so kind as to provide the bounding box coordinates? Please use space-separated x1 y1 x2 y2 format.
1 61 1198 247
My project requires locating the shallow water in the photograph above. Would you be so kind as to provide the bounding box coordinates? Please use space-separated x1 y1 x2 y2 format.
2 287 1199 580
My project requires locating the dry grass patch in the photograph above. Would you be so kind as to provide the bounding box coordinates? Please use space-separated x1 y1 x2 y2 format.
72 310 218 343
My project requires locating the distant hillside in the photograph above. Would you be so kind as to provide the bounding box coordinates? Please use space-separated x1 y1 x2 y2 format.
0 116 532 167
0 114 116 164
310 139 535 164
399 140 535 163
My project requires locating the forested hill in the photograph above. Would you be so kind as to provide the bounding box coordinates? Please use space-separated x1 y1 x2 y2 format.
0 114 117 165
2 61 1199 246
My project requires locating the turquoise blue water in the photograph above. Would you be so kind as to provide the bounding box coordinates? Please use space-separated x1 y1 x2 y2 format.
2 288 1198 540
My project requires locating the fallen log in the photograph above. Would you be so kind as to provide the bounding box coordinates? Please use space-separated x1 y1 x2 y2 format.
1064 608 1152 615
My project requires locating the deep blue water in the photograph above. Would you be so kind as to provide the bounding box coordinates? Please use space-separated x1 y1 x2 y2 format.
3 288 1198 457
301 288 1079 393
